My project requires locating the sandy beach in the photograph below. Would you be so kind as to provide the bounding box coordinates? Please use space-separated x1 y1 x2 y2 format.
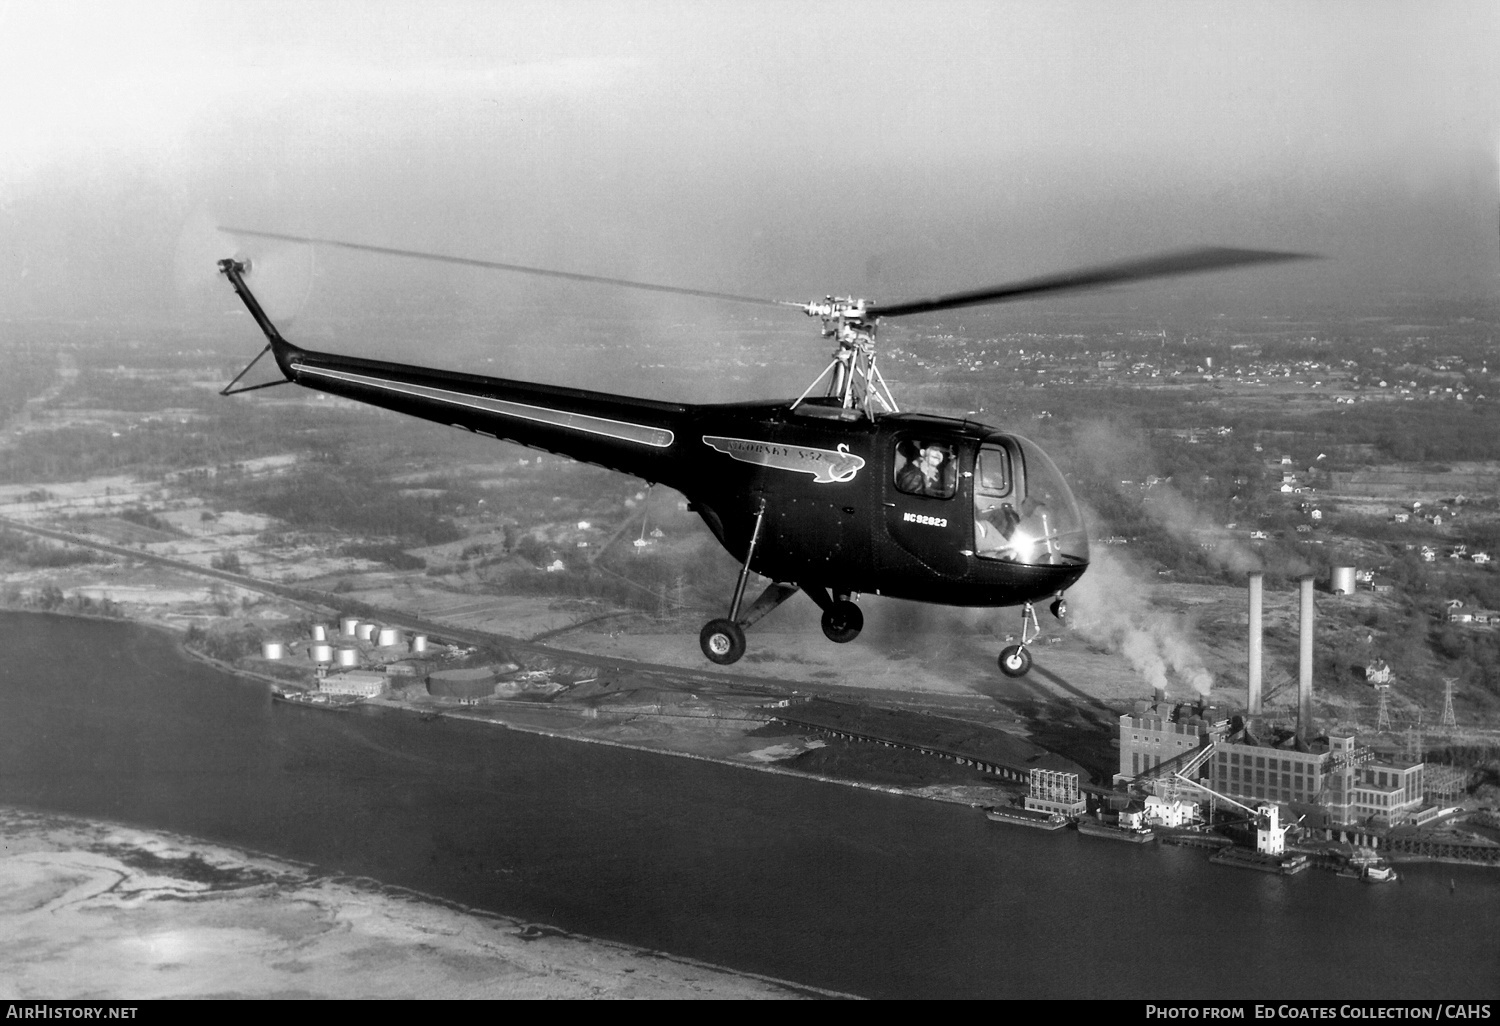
0 807 828 999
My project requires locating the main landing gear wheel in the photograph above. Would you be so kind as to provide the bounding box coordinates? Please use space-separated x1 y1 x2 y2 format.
998 645 1032 678
820 600 864 644
700 619 746 665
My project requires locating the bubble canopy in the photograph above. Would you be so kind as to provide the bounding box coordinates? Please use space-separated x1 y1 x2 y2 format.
973 434 1090 567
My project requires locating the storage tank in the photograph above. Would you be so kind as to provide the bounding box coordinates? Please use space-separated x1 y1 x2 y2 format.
311 623 328 642
336 646 359 668
261 641 285 660
310 642 334 664
411 634 428 654
340 616 360 637
427 667 498 699
356 622 376 642
1331 566 1357 595
377 627 401 647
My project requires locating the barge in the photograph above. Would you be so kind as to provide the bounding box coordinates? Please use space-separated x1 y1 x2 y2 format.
985 805 1070 831
1076 816 1156 844
1209 847 1310 875
271 687 365 711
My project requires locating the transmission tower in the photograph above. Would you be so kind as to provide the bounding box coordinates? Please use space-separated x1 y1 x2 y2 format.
1440 677 1458 731
1375 683 1392 733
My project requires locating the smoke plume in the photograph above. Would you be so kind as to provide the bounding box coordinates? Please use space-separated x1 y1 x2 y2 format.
1068 543 1215 695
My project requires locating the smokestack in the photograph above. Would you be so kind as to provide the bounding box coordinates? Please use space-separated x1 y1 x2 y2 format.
1299 576 1315 742
1247 573 1263 715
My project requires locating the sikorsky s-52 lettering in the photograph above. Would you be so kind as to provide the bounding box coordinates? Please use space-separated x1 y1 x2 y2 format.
217 231 1306 676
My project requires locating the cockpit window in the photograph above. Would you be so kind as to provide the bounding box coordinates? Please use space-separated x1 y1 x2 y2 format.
894 440 957 499
976 445 1011 497
975 443 1022 557
974 435 1090 566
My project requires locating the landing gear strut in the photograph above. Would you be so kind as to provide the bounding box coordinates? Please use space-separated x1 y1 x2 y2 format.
997 601 1042 678
698 503 802 665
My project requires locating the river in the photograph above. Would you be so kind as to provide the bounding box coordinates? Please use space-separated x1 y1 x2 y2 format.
0 612 1495 999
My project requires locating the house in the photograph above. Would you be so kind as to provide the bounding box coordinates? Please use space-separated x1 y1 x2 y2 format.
1364 660 1393 685
1472 552 1491 565
1393 513 1410 524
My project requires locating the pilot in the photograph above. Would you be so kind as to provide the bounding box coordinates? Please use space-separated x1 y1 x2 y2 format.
898 444 955 497
976 502 1022 555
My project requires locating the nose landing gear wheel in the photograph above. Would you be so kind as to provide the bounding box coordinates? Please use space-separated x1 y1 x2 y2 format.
700 618 747 665
820 600 864 644
998 644 1032 678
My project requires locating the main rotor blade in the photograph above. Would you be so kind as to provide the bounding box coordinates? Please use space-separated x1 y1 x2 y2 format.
866 247 1317 320
218 227 801 310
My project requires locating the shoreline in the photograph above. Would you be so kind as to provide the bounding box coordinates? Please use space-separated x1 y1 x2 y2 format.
14 607 1497 873
0 805 846 1000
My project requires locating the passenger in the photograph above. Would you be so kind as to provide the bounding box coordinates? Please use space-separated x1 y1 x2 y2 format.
897 444 955 497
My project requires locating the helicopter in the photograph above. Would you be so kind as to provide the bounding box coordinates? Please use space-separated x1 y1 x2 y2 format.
215 230 1306 676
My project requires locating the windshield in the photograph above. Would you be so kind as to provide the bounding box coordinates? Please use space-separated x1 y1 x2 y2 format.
974 435 1089 566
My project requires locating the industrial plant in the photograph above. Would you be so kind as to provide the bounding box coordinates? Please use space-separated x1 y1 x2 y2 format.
1064 572 1494 876
259 615 534 708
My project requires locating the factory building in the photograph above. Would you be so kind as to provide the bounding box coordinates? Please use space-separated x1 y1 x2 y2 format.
1116 690 1221 783
1202 734 1427 830
1204 737 1326 807
319 671 387 698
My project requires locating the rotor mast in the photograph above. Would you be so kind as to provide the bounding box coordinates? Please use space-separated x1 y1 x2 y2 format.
793 297 900 418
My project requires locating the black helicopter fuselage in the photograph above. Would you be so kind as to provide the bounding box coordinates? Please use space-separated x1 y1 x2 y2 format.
252 329 1087 609
217 254 1092 672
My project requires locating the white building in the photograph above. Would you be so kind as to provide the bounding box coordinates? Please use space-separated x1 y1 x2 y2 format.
320 671 386 698
1256 804 1288 856
1143 795 1200 828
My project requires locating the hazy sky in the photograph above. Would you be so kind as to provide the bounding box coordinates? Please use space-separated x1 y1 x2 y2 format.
1 0 1496 332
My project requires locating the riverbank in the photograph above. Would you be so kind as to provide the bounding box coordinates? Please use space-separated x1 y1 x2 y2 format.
0 806 833 999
